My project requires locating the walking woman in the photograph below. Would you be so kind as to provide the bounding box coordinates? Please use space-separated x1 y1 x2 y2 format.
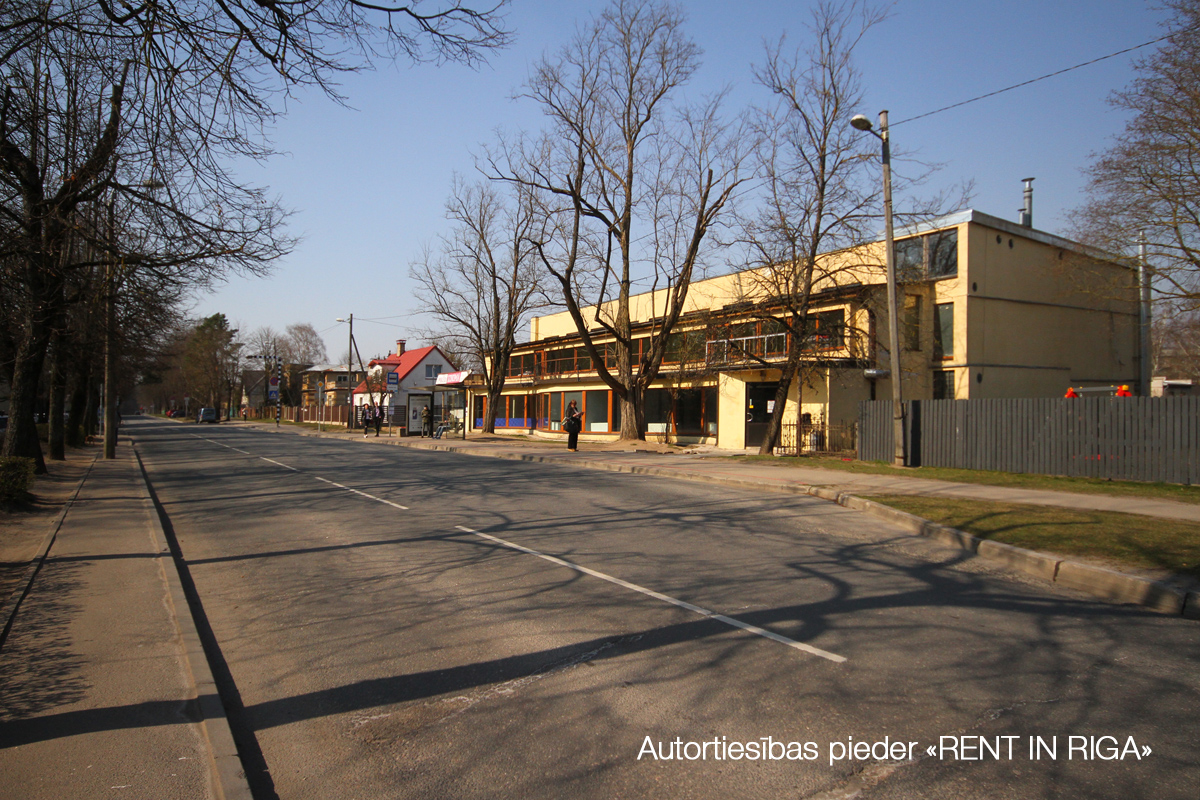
564 400 582 451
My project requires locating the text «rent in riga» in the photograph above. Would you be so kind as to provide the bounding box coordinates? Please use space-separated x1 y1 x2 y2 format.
638 735 1152 765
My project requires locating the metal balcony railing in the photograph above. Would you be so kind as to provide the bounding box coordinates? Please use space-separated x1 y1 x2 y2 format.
705 333 788 365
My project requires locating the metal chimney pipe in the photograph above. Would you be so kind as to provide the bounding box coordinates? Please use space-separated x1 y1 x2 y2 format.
1020 177 1034 227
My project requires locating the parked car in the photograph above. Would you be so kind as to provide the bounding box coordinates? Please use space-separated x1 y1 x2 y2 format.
198 407 218 424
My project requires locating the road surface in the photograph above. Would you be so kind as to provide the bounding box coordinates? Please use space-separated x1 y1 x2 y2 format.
130 419 1200 799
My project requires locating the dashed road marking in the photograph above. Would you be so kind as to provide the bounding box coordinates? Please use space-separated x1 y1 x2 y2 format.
190 434 409 509
456 525 846 663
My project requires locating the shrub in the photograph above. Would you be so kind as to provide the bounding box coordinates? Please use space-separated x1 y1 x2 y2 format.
0 457 36 505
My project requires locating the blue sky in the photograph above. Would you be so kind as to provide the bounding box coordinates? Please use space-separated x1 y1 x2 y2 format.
194 0 1168 362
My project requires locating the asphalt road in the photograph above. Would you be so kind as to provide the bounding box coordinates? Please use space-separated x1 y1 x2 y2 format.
130 419 1200 800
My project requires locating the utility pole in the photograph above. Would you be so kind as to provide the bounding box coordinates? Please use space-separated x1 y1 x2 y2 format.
851 110 905 466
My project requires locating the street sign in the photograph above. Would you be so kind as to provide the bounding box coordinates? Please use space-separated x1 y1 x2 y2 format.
386 371 398 390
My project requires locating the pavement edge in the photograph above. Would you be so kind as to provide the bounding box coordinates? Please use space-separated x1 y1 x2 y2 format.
132 444 254 800
820 490 1195 619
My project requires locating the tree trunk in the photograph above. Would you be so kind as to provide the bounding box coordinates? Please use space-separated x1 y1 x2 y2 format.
759 355 801 455
2 313 51 474
619 384 644 440
66 361 89 447
48 329 67 460
83 371 100 439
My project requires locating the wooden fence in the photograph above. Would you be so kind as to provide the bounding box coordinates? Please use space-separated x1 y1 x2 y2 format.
858 397 1200 484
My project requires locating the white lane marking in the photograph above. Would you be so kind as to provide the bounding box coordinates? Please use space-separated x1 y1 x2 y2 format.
189 434 251 455
314 476 410 510
455 525 846 663
188 434 410 509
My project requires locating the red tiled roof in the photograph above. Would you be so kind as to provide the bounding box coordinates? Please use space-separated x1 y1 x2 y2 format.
353 345 448 395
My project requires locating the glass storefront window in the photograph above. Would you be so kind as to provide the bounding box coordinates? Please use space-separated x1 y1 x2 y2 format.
585 390 608 432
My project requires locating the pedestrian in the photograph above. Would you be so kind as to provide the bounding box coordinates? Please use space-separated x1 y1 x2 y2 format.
363 405 372 437
374 405 383 437
563 399 582 451
420 405 432 437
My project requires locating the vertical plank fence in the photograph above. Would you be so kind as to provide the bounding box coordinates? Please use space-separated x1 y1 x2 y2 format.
858 397 1200 484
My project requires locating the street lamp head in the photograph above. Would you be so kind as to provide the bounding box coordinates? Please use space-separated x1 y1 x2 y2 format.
336 318 346 323
850 114 874 132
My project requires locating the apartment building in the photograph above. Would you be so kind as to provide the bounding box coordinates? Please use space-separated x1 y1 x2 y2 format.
473 208 1139 450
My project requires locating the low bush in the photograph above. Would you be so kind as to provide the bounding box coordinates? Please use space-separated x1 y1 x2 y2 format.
0 456 36 505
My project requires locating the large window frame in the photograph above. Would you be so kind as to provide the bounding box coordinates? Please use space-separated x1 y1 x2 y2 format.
896 229 958 282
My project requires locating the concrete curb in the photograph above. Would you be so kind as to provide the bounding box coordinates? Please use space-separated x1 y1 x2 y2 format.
132 446 253 800
827 493 1195 620
221 422 1200 621
0 451 99 652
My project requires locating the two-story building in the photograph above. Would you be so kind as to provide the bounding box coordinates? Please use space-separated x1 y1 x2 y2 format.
473 208 1140 450
350 340 456 434
301 363 365 409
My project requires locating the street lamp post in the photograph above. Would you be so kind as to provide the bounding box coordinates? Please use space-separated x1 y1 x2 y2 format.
337 315 354 429
851 110 905 467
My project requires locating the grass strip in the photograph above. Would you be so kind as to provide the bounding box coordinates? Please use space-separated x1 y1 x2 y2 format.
723 454 1200 506
864 495 1200 580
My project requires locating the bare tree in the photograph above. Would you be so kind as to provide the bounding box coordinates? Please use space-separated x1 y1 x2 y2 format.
1074 0 1200 309
491 0 746 440
0 0 511 469
285 323 329 364
731 2 884 454
411 177 543 432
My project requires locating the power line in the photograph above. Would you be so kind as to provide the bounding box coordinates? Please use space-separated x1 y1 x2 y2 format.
892 28 1182 127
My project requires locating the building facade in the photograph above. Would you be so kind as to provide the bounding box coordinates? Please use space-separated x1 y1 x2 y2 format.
473 209 1140 450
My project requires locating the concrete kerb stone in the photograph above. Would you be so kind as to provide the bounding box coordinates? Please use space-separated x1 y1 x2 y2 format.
132 445 253 800
831 493 1191 619
1053 560 1186 615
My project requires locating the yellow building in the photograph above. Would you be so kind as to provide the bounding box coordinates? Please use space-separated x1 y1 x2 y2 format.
472 209 1139 451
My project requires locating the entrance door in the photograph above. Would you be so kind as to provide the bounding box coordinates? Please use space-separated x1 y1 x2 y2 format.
408 394 431 434
745 383 780 449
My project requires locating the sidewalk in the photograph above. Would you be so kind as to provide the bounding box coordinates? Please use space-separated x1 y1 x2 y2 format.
0 447 247 799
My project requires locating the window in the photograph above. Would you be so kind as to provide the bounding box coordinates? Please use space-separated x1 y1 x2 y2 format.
933 370 955 400
904 295 922 351
894 229 958 281
337 375 347 383
644 389 672 434
545 349 574 375
425 364 443 380
804 310 845 351
585 390 608 432
507 353 536 378
896 237 925 282
934 302 954 359
928 230 958 277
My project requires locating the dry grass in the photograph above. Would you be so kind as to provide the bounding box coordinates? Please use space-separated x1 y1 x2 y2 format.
866 495 1200 580
723 454 1200 505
